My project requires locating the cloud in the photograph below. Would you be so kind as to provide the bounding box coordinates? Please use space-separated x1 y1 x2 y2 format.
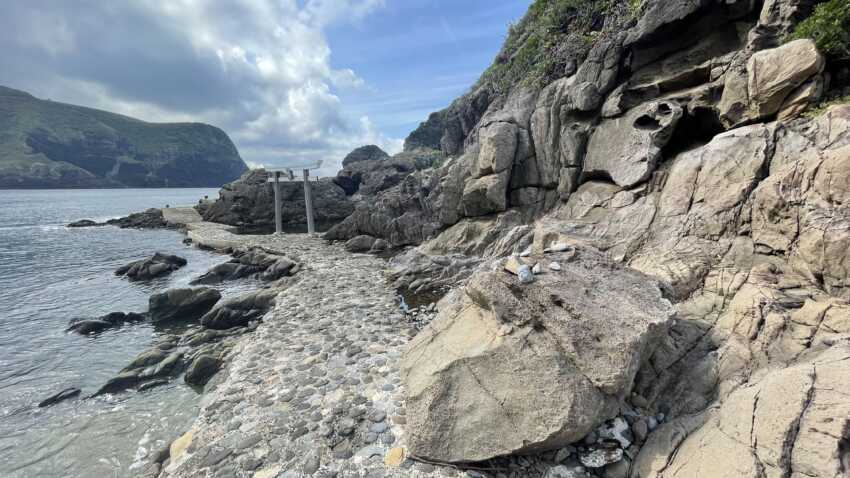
0 0 401 175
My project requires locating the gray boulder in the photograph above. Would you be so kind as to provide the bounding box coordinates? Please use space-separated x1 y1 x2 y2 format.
184 354 222 386
115 253 187 281
400 247 674 462
200 289 277 330
582 100 682 188
149 288 221 323
344 235 376 253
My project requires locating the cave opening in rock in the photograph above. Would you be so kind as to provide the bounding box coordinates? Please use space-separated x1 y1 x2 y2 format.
662 106 725 158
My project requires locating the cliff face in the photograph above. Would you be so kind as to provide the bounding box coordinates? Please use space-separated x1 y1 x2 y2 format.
0 86 247 188
320 0 850 474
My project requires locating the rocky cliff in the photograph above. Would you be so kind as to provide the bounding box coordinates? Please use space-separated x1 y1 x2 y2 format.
0 86 247 188
320 0 850 475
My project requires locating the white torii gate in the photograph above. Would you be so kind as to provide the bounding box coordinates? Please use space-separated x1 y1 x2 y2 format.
266 160 323 235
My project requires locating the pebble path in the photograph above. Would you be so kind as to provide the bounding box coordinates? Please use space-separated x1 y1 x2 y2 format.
161 226 452 478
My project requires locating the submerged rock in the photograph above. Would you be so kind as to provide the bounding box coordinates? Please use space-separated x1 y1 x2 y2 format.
149 288 221 324
115 253 187 281
400 247 674 462
37 387 81 407
67 312 146 334
66 219 102 228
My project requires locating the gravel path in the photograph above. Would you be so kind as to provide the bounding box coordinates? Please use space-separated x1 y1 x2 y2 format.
160 225 451 478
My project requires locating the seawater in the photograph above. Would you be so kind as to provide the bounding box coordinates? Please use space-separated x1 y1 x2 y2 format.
0 189 249 477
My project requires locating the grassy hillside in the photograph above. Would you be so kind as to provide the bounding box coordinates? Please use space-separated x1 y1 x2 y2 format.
0 86 247 188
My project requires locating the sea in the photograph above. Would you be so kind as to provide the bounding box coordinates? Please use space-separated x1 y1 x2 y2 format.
0 188 254 477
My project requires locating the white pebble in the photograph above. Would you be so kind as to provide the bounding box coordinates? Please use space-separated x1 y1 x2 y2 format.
548 262 561 271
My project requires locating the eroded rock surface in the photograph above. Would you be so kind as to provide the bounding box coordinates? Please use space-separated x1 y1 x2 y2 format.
401 248 674 462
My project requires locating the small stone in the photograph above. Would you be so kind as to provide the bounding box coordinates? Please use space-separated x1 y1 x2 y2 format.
202 448 232 467
368 410 386 422
517 265 534 284
364 432 378 443
384 447 405 467
532 263 542 275
370 422 388 433
555 447 571 463
579 447 623 468
548 262 561 271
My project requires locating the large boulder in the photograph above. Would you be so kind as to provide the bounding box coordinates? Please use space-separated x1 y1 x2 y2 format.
200 289 277 330
149 288 221 323
115 253 187 281
719 38 825 127
400 247 674 462
582 100 683 188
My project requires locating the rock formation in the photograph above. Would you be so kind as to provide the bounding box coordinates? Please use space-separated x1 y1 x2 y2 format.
115 253 187 281
198 169 354 232
148 287 221 324
314 0 850 474
400 247 674 462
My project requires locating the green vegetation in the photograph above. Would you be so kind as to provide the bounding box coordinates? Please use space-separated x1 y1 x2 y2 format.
803 93 850 118
0 85 247 188
475 0 627 95
789 0 850 60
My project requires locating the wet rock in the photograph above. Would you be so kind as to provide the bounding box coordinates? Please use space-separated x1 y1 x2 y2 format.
200 289 277 330
185 355 223 386
400 247 674 462
115 252 187 281
37 387 81 407
66 219 102 228
106 208 170 229
66 312 146 334
149 288 221 323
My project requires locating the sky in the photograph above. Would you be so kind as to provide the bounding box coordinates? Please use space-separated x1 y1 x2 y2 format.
0 0 530 175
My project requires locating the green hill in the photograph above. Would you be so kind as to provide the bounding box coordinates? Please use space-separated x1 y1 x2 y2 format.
0 86 247 188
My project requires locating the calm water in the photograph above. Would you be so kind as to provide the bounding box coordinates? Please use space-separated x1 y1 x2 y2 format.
0 189 249 477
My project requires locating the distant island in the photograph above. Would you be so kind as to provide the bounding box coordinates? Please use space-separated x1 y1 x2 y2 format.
0 86 247 188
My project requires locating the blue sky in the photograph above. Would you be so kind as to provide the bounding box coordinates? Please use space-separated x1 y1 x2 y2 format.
0 0 530 174
327 1 530 139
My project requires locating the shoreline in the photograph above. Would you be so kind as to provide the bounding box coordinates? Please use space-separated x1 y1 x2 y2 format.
145 222 445 478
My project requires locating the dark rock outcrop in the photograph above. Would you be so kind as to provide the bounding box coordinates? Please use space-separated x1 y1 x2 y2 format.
190 247 297 285
37 387 81 407
198 169 353 232
199 289 277 330
184 355 222 386
67 219 102 228
148 288 221 324
67 312 146 334
106 208 170 229
115 253 187 281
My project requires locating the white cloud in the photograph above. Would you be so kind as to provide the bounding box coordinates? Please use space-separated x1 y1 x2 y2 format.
0 0 404 176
